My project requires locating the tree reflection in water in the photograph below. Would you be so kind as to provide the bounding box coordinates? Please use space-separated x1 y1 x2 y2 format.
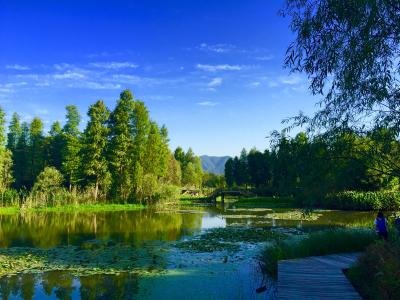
0 271 139 300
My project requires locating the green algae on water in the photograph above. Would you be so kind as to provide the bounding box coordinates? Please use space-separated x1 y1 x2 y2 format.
175 227 286 253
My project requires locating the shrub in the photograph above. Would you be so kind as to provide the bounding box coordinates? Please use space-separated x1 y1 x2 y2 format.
156 184 181 203
0 189 19 206
324 191 400 210
32 167 64 193
347 241 400 299
25 167 66 208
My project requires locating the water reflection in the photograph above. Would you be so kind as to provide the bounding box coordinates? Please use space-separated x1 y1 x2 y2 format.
0 205 378 299
0 210 203 248
0 271 139 300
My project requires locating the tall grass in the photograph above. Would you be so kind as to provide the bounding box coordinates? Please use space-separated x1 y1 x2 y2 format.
262 228 377 276
347 240 400 299
324 191 400 210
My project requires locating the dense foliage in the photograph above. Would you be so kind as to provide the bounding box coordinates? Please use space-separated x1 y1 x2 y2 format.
283 0 400 133
325 191 400 211
348 241 400 299
0 90 203 206
225 130 400 208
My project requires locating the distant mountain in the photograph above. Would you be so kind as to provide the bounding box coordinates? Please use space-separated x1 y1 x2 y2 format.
200 155 231 175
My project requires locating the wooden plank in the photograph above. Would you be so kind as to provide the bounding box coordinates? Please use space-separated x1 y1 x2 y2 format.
276 253 361 300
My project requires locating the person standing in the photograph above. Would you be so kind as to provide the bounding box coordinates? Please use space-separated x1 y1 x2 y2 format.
375 211 389 241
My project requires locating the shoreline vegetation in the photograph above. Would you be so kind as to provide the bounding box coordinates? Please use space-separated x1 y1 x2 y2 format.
0 203 145 214
0 89 206 211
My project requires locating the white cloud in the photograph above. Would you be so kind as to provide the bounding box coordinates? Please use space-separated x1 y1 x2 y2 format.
6 64 30 70
35 108 49 115
268 81 279 88
249 81 261 87
89 62 139 69
280 75 302 85
0 88 12 93
255 55 274 61
53 71 86 80
198 43 236 53
208 77 223 87
66 81 122 90
197 101 218 106
53 63 74 70
196 64 242 72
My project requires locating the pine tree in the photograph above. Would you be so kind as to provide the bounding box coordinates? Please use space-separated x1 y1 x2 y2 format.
130 100 150 198
29 117 45 185
61 105 82 191
14 122 29 188
6 113 22 153
82 100 110 201
108 90 135 202
46 121 63 170
0 108 13 192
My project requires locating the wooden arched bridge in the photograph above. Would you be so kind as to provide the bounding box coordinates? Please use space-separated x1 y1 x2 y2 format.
206 188 254 204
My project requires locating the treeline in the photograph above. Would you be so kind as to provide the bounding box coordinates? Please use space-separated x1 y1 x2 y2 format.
225 130 400 209
0 90 204 206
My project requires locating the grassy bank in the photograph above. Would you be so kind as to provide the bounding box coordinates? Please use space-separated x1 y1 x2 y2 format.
262 228 377 276
347 240 400 299
226 196 295 208
0 203 145 214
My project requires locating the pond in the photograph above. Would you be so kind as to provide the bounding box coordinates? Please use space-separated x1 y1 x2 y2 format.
0 203 376 299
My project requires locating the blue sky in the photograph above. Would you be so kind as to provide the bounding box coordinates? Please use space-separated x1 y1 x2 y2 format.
0 0 318 156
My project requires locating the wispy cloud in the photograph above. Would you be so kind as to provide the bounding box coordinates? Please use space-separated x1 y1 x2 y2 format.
68 82 122 90
208 77 223 87
89 62 139 69
196 64 242 72
197 101 218 106
53 71 86 80
6 64 30 71
198 43 236 53
54 63 74 71
35 108 49 115
249 81 261 87
255 55 274 61
279 75 302 85
0 82 28 94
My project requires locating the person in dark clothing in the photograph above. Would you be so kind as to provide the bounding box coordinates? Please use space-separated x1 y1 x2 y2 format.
375 211 388 241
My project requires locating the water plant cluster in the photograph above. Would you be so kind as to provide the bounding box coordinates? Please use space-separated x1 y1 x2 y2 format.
0 241 167 277
176 227 285 253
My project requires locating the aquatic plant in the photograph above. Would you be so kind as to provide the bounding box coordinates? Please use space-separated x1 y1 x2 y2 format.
262 228 376 276
176 227 285 253
0 244 168 277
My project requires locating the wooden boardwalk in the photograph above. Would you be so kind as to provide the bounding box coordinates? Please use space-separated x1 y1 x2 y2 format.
276 253 361 300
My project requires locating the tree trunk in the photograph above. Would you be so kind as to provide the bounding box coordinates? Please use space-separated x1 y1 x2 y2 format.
69 173 72 193
94 178 99 202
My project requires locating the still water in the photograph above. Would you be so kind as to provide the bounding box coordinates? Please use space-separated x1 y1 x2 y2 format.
0 204 375 300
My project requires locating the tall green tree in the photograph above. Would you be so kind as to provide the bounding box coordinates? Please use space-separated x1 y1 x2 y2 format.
14 122 29 188
6 113 22 153
0 108 13 192
81 100 111 201
130 100 151 198
46 121 63 170
224 158 235 187
29 117 45 185
143 122 168 178
62 105 82 191
108 90 136 201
